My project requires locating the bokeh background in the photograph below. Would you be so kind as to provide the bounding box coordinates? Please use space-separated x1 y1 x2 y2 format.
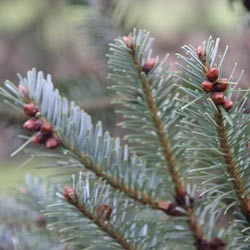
0 0 249 192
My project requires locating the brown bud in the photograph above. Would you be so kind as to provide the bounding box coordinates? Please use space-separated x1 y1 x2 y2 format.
206 68 219 82
209 237 227 249
96 204 112 221
23 103 39 117
64 187 78 206
35 214 46 227
18 84 29 98
201 80 214 92
245 206 250 222
123 35 133 48
175 192 193 208
212 92 225 105
40 122 53 135
223 99 233 111
142 58 156 73
215 78 228 92
23 119 41 131
46 136 60 149
196 46 203 58
196 237 226 250
32 132 48 144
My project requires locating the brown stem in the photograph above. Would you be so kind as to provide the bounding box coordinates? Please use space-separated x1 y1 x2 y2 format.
74 203 135 250
215 112 250 219
143 81 185 198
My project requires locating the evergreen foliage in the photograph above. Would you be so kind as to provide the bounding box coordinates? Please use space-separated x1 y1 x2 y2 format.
0 29 250 249
176 37 250 248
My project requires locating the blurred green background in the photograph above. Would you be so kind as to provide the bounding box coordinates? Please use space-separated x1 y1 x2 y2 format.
0 0 249 193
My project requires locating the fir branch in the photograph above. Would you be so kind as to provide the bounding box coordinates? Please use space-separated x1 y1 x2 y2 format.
177 36 250 245
0 69 171 214
108 29 185 197
135 60 185 198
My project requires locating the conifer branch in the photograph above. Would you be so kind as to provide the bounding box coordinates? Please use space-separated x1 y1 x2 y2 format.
177 37 250 245
133 53 185 199
109 30 186 197
0 69 171 214
201 41 250 220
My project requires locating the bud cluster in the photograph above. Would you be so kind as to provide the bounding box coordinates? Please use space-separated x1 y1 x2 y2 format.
196 50 234 112
20 84 61 149
35 214 46 227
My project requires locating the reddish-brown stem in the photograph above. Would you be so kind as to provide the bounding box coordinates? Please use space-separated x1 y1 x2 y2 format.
142 78 205 241
215 112 250 219
71 149 169 213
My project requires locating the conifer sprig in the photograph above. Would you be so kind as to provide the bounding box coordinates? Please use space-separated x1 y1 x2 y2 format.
108 29 186 199
177 37 250 245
